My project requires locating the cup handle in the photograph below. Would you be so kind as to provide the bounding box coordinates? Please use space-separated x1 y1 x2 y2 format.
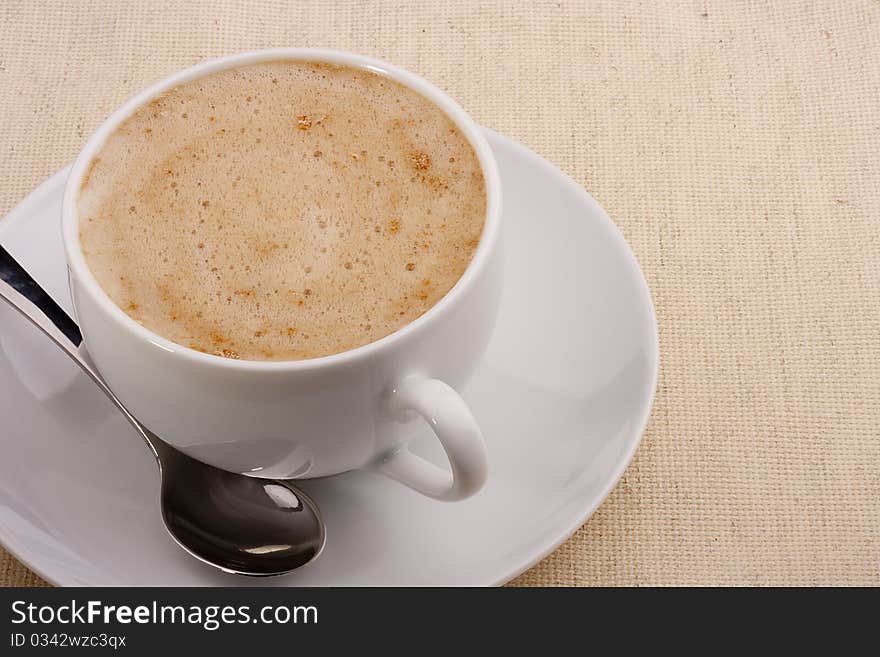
377 376 488 501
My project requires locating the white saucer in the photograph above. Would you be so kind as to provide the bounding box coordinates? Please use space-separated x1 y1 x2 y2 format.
0 129 657 586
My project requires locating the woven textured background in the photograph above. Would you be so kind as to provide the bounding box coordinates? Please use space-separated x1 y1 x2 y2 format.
2 0 879 586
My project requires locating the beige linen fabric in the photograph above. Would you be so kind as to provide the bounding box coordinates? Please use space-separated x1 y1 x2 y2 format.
1 1 878 587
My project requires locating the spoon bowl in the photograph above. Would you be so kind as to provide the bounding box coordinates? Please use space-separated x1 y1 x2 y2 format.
154 437 324 576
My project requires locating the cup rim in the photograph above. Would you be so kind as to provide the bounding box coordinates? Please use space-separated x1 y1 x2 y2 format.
62 48 501 372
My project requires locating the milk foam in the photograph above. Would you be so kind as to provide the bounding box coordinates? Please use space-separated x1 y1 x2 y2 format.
78 61 486 360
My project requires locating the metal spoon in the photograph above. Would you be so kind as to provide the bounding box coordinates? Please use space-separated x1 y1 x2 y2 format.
0 245 325 576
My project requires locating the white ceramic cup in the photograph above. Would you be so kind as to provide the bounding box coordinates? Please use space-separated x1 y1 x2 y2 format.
61 49 503 501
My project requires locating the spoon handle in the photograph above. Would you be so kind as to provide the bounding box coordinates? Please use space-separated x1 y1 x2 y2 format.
0 245 164 459
0 246 82 346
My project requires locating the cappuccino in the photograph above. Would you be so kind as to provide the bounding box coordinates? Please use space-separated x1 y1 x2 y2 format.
78 61 486 360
